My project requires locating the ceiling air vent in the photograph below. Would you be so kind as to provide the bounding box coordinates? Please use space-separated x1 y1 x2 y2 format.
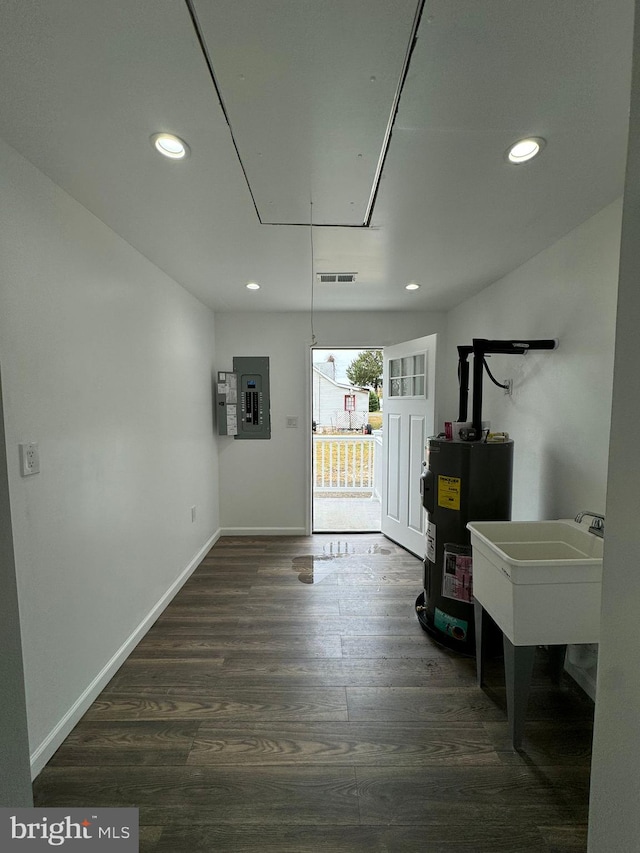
316 272 358 284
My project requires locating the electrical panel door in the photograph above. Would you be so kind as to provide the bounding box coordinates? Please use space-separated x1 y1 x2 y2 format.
233 356 271 440
216 371 238 436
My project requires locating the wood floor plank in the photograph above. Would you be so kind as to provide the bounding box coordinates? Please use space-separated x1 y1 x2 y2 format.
160 598 341 617
262 536 397 552
104 659 224 690
194 559 262 571
48 721 198 766
129 637 239 659
247 585 345 602
354 765 587 825
338 587 423 599
83 687 349 721
216 654 462 688
341 634 449 659
172 585 253 599
144 622 245 637
187 720 501 766
129 633 344 660
150 823 550 853
34 765 360 825
236 614 417 635
336 572 420 587
156 603 251 617
347 686 509 722
244 598 342 616
256 568 420 585
339 596 419 617
148 616 240 635
249 572 340 587
537 824 589 851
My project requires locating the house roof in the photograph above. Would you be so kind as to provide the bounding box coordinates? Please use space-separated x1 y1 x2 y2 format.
312 366 368 394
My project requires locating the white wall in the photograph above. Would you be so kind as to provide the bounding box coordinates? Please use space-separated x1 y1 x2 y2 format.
214 311 446 533
0 138 220 773
589 9 640 846
0 369 32 805
444 201 622 521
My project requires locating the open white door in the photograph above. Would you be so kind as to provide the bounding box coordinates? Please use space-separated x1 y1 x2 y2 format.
381 334 437 556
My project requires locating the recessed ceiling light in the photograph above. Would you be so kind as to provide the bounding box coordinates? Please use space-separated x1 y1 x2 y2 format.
151 133 189 160
405 283 420 291
507 137 545 164
246 282 260 290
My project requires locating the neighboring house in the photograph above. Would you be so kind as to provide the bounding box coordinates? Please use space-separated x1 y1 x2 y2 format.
312 365 369 431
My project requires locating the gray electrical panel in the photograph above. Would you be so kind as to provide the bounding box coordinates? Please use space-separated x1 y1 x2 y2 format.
232 356 271 440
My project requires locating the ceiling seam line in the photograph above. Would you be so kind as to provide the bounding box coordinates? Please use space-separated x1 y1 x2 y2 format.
363 0 427 227
184 0 264 225
260 223 371 229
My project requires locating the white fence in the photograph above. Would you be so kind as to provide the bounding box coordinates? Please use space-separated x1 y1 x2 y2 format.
313 434 377 494
315 410 368 432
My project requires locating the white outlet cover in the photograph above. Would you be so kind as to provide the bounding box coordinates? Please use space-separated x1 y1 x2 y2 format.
286 417 298 428
19 442 40 476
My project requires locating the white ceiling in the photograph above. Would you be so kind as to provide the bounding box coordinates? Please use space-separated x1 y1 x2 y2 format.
0 0 633 313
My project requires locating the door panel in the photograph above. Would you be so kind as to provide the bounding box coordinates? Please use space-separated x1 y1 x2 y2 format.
386 413 401 521
382 334 437 556
408 414 426 532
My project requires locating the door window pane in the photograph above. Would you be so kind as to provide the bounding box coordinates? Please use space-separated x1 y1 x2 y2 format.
388 354 427 398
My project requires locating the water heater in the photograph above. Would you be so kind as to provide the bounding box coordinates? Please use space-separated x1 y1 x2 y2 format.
420 437 513 654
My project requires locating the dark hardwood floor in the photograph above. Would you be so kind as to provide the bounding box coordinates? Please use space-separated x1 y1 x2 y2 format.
33 535 593 851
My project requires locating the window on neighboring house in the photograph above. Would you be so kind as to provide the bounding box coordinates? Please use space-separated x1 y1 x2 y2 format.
344 394 356 411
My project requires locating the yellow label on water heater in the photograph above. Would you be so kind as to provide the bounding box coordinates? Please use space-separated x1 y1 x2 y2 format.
438 475 461 510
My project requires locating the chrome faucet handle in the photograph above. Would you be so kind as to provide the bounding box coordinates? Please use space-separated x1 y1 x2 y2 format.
575 510 605 538
575 510 605 524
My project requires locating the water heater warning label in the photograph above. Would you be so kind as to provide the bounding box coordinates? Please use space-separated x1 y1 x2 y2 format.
438 475 461 510
434 607 468 641
425 522 436 562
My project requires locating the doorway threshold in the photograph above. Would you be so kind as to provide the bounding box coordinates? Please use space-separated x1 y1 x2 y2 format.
313 494 381 532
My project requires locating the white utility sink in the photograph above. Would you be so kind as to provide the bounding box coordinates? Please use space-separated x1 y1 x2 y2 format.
467 520 603 646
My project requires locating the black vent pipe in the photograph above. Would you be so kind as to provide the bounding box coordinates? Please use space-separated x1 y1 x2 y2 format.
457 345 473 422
469 338 558 438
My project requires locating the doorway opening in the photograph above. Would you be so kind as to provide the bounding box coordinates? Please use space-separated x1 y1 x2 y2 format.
311 347 382 532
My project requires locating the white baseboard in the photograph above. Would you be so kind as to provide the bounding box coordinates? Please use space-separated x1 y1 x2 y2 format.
219 527 307 537
29 528 222 778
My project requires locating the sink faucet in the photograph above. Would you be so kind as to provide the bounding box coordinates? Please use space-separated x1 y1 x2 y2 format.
575 510 605 538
